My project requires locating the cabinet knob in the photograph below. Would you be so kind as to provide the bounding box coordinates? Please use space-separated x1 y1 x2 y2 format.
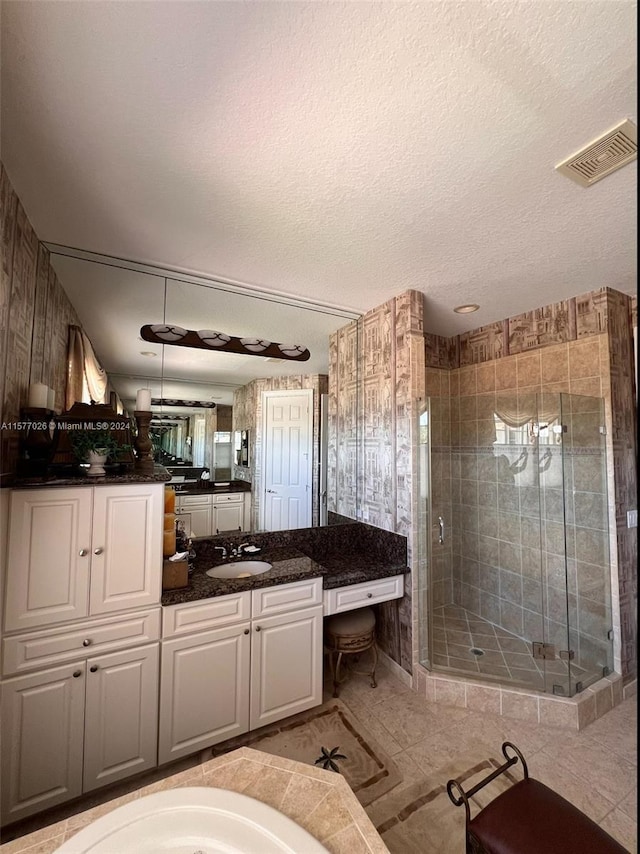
255 626 261 632
73 670 82 678
79 549 88 557
367 593 373 598
243 629 250 635
82 639 92 647
93 547 104 555
90 665 99 673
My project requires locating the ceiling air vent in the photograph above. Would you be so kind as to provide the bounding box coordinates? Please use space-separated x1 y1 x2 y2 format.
555 119 637 187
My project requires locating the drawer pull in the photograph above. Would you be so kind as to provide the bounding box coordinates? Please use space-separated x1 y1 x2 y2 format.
73 670 82 678
255 626 261 632
367 593 373 598
90 665 99 673
82 639 92 647
244 629 250 635
79 549 88 557
93 547 104 555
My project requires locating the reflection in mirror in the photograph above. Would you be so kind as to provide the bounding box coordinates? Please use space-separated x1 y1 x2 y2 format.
48 247 360 532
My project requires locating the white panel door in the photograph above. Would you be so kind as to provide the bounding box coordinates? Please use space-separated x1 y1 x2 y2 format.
262 390 313 531
1 662 85 823
250 605 323 730
90 485 162 616
158 624 250 764
4 488 92 632
83 643 159 792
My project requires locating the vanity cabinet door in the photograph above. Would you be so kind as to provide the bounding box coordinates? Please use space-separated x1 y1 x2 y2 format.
4 484 163 633
158 623 250 764
4 488 92 632
83 643 159 792
0 662 85 823
249 605 323 730
185 504 212 537
90 485 163 616
213 500 244 534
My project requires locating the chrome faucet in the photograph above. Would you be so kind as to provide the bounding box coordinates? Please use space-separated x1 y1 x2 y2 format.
231 542 250 558
213 545 227 560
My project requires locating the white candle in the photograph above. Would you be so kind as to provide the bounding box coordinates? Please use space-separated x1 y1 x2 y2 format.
28 382 49 408
136 388 152 411
46 387 55 411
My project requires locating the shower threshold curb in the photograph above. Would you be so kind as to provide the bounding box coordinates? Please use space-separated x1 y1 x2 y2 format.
412 664 623 730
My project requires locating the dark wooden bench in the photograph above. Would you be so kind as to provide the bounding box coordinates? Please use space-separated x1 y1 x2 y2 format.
447 742 627 854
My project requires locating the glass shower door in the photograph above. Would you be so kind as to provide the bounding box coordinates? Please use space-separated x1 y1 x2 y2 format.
561 393 613 692
539 393 613 696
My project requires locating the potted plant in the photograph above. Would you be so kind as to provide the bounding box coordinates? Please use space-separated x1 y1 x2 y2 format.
69 429 128 477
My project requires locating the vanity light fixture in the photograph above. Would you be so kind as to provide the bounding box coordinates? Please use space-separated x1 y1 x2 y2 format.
140 324 310 362
453 304 480 314
151 398 216 409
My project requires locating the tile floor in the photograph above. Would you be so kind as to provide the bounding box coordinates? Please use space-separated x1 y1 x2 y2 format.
1 660 636 852
334 660 637 852
430 603 595 695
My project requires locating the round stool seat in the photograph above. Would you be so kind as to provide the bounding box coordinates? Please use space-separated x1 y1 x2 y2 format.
324 607 378 697
326 606 376 638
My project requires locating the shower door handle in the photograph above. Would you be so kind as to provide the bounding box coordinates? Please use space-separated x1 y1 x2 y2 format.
438 516 445 544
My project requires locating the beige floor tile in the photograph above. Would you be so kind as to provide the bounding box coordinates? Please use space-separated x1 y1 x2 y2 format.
618 785 637 822
409 716 503 775
547 733 637 805
599 807 637 852
527 749 616 823
344 695 405 756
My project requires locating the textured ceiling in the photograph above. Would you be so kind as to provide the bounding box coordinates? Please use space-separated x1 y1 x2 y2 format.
1 1 637 336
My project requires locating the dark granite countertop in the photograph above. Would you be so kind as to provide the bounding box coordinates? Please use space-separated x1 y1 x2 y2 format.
171 481 251 496
10 465 172 488
161 545 409 606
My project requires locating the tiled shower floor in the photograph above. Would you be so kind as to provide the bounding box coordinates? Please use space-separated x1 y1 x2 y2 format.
430 604 590 695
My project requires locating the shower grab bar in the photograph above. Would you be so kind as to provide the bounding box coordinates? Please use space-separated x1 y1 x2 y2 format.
438 516 445 544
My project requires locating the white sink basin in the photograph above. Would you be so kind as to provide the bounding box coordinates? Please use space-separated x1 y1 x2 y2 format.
53 786 328 853
206 560 272 579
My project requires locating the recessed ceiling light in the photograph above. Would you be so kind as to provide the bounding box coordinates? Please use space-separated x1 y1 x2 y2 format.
453 304 480 314
140 351 157 357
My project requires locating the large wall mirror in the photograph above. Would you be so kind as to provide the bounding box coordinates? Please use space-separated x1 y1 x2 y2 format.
47 246 360 533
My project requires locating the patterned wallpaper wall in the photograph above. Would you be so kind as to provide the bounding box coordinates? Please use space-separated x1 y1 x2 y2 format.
329 290 424 674
425 289 611 370
232 374 328 530
1 163 84 477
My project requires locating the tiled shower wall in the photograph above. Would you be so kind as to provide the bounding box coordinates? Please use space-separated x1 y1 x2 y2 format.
446 354 611 680
232 374 328 529
425 288 637 681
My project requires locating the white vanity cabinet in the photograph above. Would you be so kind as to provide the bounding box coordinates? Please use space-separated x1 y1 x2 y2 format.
212 492 246 534
0 483 165 824
4 484 163 632
0 642 159 823
175 490 250 537
158 579 323 764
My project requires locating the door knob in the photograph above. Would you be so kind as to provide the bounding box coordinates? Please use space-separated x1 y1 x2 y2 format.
93 547 104 555
73 670 82 678
82 639 92 647
244 629 250 635
255 626 261 632
79 549 88 556
90 665 99 673
266 489 276 494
